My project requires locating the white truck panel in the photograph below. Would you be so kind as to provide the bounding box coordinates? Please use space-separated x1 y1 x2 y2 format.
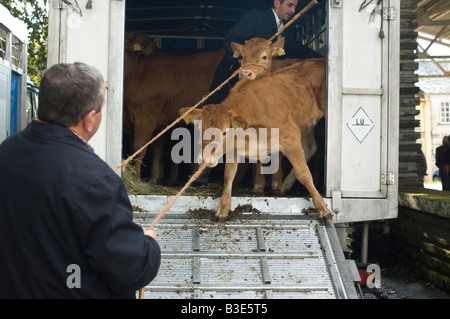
47 0 124 169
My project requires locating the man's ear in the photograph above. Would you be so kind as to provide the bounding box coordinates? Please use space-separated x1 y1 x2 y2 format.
231 42 244 59
82 109 98 133
273 0 281 10
231 116 249 130
179 107 203 124
271 37 286 57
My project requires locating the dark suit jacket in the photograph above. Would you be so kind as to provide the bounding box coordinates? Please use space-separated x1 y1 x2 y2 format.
436 143 450 170
225 9 322 61
0 120 161 298
224 9 278 61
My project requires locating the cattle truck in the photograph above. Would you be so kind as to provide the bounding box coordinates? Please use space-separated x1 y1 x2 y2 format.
47 0 400 299
0 4 32 144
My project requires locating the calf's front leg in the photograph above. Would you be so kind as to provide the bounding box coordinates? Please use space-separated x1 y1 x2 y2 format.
282 141 332 224
216 161 239 222
252 161 265 194
278 125 317 195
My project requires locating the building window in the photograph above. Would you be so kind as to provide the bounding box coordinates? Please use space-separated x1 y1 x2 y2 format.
11 35 24 69
0 27 6 61
441 101 450 124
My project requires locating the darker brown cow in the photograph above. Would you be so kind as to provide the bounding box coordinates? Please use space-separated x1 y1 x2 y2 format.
180 57 331 223
123 37 224 181
125 34 157 55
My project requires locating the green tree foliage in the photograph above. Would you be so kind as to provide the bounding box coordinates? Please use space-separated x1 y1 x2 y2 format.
1 0 48 84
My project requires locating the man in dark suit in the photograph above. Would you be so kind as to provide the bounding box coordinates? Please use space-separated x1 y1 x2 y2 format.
436 135 450 191
436 135 450 190
208 0 321 104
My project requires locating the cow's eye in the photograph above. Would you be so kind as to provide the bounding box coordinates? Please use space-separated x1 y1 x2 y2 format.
262 56 268 60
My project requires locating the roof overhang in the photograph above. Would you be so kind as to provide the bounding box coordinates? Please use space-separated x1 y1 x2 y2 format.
415 0 450 77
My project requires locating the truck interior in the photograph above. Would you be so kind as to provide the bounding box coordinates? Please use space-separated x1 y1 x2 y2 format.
123 0 328 196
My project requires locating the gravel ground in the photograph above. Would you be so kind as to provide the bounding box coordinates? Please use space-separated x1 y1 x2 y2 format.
361 275 450 299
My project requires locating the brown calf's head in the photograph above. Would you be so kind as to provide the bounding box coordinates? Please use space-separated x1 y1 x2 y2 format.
179 105 249 167
231 37 286 80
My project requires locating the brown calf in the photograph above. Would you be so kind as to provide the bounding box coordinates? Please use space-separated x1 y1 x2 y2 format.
231 37 318 195
180 57 331 223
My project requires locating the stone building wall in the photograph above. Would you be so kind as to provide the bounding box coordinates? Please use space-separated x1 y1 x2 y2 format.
399 0 423 188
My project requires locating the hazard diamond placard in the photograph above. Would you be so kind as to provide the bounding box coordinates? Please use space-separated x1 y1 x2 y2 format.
346 107 375 143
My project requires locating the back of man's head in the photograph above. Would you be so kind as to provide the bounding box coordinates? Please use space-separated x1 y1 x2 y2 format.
38 62 104 128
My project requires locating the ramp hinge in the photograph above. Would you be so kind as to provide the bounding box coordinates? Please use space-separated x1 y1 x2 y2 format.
383 7 397 21
331 190 342 214
331 0 342 8
381 172 395 185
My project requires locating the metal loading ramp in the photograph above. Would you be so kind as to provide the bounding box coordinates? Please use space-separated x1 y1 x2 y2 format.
131 195 359 299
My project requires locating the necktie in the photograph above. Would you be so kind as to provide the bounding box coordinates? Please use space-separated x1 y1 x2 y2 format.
277 22 283 40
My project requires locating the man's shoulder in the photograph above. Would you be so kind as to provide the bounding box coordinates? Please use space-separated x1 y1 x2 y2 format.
241 8 272 19
445 147 450 159
437 143 450 152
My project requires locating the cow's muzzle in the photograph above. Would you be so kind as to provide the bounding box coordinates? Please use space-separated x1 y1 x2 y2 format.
240 69 256 80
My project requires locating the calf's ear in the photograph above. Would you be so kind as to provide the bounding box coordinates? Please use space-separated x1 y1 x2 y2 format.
271 37 286 57
232 116 249 130
231 42 244 59
179 107 203 124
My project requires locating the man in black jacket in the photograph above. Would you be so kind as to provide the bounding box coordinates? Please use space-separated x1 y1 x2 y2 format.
436 135 450 190
0 62 161 298
442 135 450 191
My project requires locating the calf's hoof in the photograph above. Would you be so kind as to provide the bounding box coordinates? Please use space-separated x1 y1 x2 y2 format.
320 211 333 225
214 215 228 223
277 184 289 196
252 186 264 195
215 206 230 223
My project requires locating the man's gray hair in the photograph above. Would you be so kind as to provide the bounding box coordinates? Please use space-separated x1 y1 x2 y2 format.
271 0 286 8
38 62 105 127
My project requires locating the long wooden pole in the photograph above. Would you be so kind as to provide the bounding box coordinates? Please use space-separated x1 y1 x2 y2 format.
148 162 209 230
138 161 209 299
